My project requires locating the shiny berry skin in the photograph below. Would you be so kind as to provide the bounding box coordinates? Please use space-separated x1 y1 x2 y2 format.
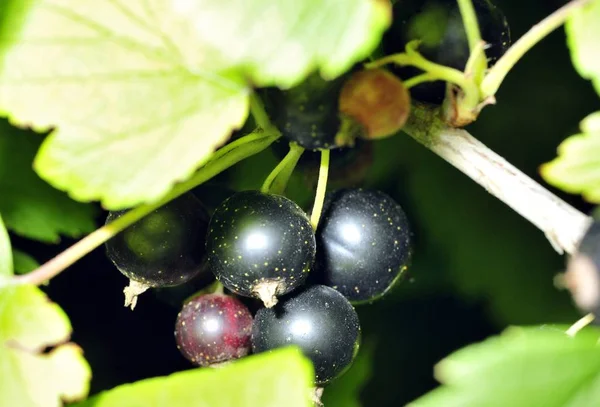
382 0 510 104
252 285 360 385
175 294 253 367
206 191 316 307
106 192 209 288
261 72 349 150
315 189 412 303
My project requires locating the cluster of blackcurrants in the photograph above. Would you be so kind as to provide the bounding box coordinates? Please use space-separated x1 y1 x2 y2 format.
104 0 512 390
106 186 413 386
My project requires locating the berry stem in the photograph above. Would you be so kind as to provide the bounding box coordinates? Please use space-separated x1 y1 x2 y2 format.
213 281 225 295
12 128 281 287
481 0 591 97
404 103 592 255
403 73 443 89
456 0 487 82
566 313 595 337
260 142 305 195
366 42 480 108
366 47 468 89
310 150 331 230
250 92 273 130
457 0 483 53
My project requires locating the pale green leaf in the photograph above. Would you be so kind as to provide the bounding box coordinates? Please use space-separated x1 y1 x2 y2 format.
0 125 97 242
566 0 600 94
0 285 91 407
74 347 314 407
170 0 392 88
541 112 600 202
0 0 250 209
0 0 389 209
12 249 39 274
0 214 11 277
410 326 600 407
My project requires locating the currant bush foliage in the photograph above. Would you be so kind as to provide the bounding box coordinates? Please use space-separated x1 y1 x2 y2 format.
0 0 390 209
542 112 600 202
542 0 600 202
72 348 314 407
0 125 96 242
0 216 91 407
411 326 600 407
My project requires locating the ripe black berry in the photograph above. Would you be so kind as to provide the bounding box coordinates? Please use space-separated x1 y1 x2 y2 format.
565 220 600 316
382 0 510 104
105 192 209 308
252 285 360 385
261 72 349 150
206 190 316 307
315 189 412 303
175 293 253 367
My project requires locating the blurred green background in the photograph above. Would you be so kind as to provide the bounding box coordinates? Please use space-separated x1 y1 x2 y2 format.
6 0 600 406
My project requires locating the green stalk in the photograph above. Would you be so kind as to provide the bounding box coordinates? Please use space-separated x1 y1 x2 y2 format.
310 150 331 230
457 0 483 51
15 128 280 286
366 43 480 108
261 142 305 195
481 0 591 97
250 92 272 130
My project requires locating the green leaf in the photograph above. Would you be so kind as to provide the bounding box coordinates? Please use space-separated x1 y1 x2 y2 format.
74 347 314 407
0 0 250 209
410 326 600 407
0 0 390 209
171 0 391 88
0 214 12 277
322 340 375 407
0 284 91 407
566 0 600 94
12 249 39 274
541 112 600 202
0 125 97 242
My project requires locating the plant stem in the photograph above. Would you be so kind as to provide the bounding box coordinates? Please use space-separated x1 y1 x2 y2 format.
310 150 330 230
404 103 592 255
213 281 225 295
403 73 441 89
481 0 591 97
367 44 480 108
367 51 469 90
456 0 487 82
458 0 487 83
566 313 595 337
14 128 280 286
457 0 482 51
250 92 272 130
261 142 305 194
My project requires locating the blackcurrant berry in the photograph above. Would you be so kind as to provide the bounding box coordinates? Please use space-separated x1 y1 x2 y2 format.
564 220 600 316
206 190 316 307
315 188 412 303
382 0 510 104
261 72 349 150
105 192 209 309
175 293 253 367
252 284 361 385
